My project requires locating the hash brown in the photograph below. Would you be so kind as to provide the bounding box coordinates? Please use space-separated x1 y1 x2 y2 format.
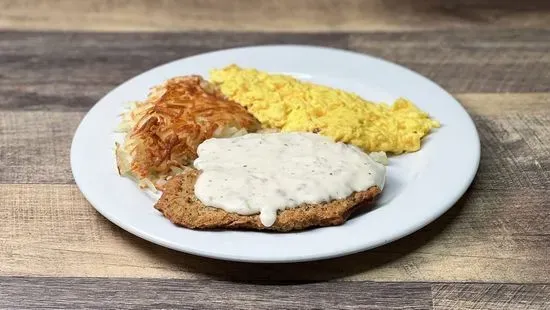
116 75 260 190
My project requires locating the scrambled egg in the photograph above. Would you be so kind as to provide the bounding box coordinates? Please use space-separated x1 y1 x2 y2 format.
210 65 440 154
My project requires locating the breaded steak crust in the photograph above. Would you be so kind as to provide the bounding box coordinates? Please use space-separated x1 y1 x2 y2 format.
154 169 381 232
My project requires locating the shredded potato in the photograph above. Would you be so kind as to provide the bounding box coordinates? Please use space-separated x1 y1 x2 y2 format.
115 76 260 191
369 151 389 165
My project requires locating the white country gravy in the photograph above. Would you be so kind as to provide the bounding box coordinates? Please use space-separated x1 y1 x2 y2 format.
193 132 385 227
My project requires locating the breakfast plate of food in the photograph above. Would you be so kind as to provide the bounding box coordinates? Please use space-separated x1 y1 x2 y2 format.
71 45 480 262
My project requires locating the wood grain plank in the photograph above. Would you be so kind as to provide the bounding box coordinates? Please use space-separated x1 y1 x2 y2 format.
0 32 346 112
433 283 550 310
1 0 549 32
348 30 550 93
0 183 548 282
2 92 549 185
0 278 549 310
0 111 82 184
0 278 432 310
1 30 549 106
456 93 550 115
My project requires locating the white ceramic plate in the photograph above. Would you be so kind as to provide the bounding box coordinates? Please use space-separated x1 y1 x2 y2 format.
71 45 479 263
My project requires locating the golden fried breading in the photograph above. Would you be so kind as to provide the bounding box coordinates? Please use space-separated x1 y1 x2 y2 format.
116 76 260 189
154 169 381 232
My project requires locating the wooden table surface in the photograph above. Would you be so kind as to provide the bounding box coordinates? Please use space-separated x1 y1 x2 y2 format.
1 1 549 309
